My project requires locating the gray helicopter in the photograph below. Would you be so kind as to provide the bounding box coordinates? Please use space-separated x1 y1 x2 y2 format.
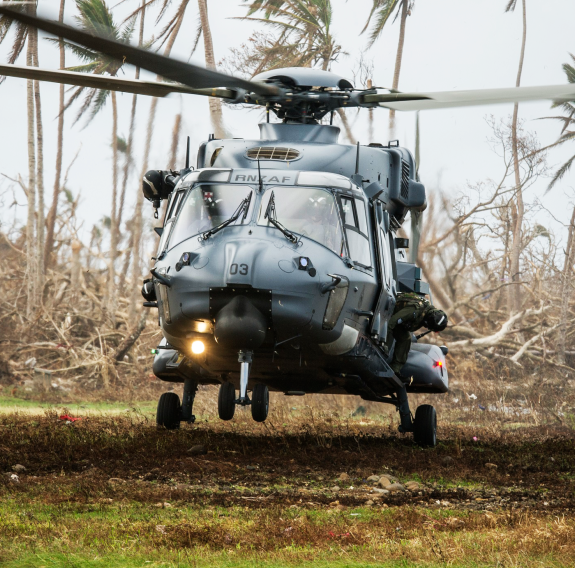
2 7 575 447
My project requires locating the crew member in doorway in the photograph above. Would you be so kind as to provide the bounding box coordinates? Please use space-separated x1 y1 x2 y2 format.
386 292 448 376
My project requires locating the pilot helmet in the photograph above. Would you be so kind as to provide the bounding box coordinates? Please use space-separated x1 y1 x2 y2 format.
424 309 448 332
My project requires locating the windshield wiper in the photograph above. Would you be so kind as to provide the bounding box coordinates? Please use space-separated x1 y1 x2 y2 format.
200 192 252 240
264 191 299 244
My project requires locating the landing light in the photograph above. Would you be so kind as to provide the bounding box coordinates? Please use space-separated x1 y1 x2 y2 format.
191 340 205 354
197 321 208 333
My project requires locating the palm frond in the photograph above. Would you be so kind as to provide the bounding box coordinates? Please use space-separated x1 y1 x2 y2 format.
366 0 402 47
188 15 203 60
505 0 518 12
548 152 575 190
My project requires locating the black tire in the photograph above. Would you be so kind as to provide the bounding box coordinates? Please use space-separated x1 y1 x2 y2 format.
156 392 181 430
413 404 437 447
218 382 236 421
251 383 269 423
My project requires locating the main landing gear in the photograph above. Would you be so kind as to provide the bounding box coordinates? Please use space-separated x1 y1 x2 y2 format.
218 350 269 422
396 385 437 447
156 378 197 430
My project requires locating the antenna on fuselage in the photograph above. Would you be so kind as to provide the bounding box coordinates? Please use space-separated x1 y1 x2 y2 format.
185 136 190 169
257 158 263 193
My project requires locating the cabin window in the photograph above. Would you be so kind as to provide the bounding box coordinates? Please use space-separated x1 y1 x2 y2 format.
258 186 344 256
169 184 253 248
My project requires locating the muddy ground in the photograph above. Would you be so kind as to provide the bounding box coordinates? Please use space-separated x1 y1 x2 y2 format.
2 413 574 512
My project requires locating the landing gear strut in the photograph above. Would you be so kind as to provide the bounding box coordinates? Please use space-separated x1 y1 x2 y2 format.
181 379 197 424
237 350 252 406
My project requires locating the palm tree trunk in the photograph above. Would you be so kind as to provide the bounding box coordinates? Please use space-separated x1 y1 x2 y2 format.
336 108 356 144
25 11 36 318
367 79 374 143
107 91 119 324
389 0 408 138
169 113 182 169
197 0 225 137
32 28 45 287
507 0 527 315
557 204 575 365
44 0 66 271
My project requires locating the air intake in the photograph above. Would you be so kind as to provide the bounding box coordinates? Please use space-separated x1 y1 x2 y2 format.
246 146 300 161
401 160 410 200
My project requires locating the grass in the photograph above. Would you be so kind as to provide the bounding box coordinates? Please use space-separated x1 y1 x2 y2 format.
1 407 575 567
1 500 574 567
0 395 156 416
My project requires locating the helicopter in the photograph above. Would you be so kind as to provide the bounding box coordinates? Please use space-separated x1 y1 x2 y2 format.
2 7 575 447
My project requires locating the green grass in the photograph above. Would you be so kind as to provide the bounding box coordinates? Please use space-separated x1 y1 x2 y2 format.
1 500 574 568
0 395 156 416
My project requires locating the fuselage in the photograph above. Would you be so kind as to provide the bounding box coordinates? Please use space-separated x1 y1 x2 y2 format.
150 123 448 398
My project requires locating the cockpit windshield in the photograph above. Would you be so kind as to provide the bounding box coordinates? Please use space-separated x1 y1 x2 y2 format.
169 184 253 247
258 186 345 256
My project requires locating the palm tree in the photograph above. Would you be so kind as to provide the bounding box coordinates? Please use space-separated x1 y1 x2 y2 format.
58 0 134 323
505 0 527 315
197 0 225 137
362 0 413 137
240 0 342 72
127 0 192 323
0 0 42 316
44 0 66 271
538 54 575 188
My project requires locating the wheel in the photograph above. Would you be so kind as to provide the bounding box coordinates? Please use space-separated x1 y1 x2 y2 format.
156 392 181 430
413 404 437 447
218 382 236 420
251 383 269 422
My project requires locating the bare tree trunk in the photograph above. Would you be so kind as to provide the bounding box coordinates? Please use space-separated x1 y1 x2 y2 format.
44 0 66 271
197 0 225 137
336 108 356 144
70 239 82 302
389 0 408 138
507 0 527 315
169 113 182 169
557 205 575 365
129 3 189 322
106 91 119 324
25 10 37 319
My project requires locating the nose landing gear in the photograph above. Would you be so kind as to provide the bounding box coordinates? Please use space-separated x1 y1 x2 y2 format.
217 350 270 422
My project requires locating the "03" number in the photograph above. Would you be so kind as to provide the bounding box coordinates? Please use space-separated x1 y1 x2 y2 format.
230 263 249 276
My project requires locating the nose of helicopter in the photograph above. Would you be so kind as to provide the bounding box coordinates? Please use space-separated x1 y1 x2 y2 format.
213 294 268 350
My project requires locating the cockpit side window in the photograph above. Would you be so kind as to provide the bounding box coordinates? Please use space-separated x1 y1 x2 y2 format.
168 184 253 249
257 186 345 256
339 195 372 269
167 190 185 221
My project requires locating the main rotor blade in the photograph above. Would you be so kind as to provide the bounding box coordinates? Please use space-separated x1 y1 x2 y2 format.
369 84 575 111
0 6 276 96
0 64 235 99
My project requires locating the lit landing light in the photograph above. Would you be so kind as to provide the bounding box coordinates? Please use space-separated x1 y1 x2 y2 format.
191 340 205 354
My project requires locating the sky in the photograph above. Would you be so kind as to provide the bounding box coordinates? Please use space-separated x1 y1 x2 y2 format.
0 0 574 247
